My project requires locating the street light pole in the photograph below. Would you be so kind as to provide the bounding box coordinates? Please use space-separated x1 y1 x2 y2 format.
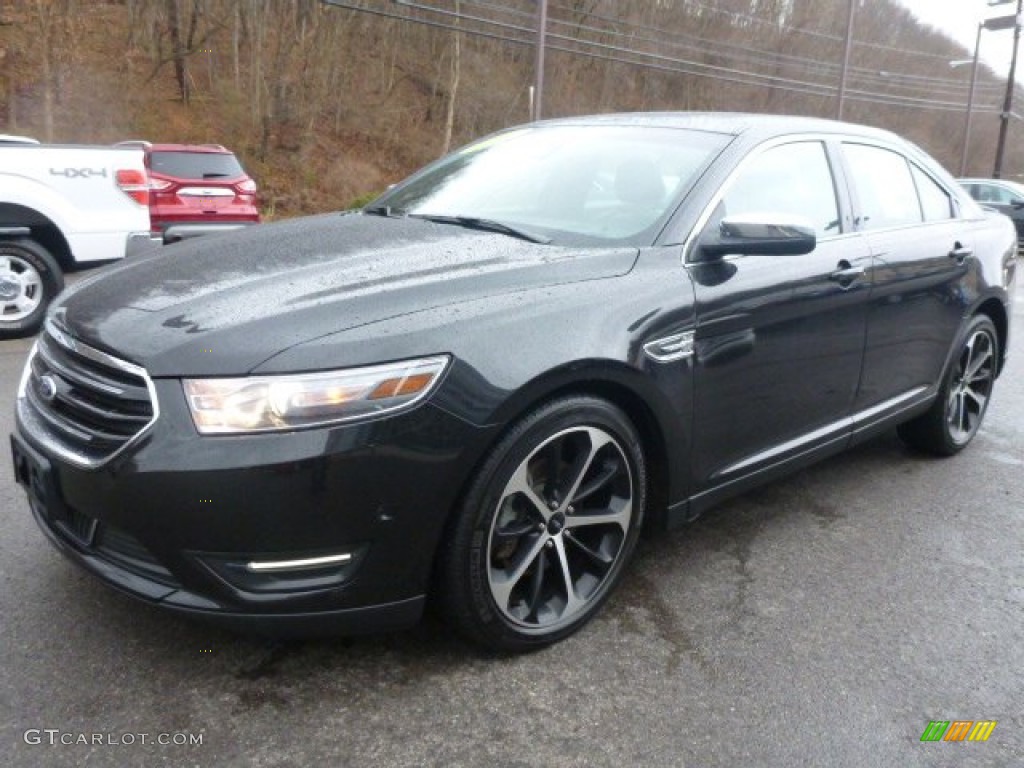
836 0 856 120
533 0 548 121
993 0 1023 177
959 24 983 176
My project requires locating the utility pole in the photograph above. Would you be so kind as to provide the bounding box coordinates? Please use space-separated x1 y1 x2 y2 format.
533 0 548 121
993 0 1023 178
836 0 856 120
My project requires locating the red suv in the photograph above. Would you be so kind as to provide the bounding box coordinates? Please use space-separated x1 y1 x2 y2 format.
117 141 260 243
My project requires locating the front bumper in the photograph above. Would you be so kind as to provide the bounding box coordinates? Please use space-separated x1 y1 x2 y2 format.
12 381 489 636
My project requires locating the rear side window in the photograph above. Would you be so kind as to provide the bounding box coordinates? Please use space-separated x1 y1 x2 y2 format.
721 141 840 237
149 152 245 180
911 165 953 221
842 143 920 230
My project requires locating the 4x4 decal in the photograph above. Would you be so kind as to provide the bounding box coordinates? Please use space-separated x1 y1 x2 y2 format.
49 167 108 179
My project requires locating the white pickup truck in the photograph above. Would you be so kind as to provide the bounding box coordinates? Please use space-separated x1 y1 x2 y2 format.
0 136 152 338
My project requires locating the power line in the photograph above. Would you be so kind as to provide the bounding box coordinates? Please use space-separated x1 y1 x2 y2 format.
444 0 1005 100
471 0 983 85
322 0 1007 115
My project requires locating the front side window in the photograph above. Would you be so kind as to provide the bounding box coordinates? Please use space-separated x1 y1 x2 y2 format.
720 141 840 237
842 143 921 231
372 125 730 246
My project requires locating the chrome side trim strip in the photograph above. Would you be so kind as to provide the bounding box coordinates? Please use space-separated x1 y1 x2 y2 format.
246 553 353 572
716 387 933 478
717 419 846 478
644 331 695 363
850 386 929 425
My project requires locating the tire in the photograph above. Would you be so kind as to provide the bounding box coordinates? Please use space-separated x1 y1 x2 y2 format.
897 314 999 456
441 395 646 652
0 238 64 339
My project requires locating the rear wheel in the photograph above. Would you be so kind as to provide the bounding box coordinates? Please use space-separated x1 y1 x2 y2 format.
898 314 998 456
441 396 646 652
0 238 63 339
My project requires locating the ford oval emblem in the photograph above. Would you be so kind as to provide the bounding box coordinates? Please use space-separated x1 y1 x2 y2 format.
38 374 58 402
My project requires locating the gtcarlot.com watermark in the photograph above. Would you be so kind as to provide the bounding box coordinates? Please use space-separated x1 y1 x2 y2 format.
24 729 203 747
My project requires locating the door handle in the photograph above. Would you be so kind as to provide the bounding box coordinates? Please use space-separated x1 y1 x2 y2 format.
949 242 972 263
829 261 865 285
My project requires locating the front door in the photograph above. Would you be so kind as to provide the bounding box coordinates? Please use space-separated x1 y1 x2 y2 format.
687 140 870 492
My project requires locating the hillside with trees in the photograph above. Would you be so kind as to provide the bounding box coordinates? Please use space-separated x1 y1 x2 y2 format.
1 0 1020 219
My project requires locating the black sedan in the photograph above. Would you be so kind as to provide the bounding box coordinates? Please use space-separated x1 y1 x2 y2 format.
12 114 1017 651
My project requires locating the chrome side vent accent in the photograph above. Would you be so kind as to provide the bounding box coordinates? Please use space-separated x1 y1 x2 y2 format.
643 331 695 363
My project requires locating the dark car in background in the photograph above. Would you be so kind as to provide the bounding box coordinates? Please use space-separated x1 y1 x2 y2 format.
13 114 1017 652
116 141 260 243
958 177 1024 245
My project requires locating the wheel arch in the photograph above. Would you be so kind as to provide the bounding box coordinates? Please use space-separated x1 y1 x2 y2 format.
0 202 73 271
973 295 1009 376
433 360 681 582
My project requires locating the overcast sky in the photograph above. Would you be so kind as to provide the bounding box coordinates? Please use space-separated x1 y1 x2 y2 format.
895 0 1020 73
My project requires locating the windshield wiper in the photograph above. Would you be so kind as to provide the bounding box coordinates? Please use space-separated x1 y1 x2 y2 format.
409 214 551 244
202 173 230 178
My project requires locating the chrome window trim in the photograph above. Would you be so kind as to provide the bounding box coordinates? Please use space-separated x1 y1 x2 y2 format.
681 132 966 264
16 319 162 470
682 133 851 264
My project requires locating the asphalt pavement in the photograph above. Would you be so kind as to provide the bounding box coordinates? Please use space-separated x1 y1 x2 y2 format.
1 270 1021 767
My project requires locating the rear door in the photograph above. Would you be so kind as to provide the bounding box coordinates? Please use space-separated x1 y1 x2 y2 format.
840 142 970 427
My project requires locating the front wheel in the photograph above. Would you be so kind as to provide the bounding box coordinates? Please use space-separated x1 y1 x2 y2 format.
898 314 999 456
441 396 646 652
0 238 64 339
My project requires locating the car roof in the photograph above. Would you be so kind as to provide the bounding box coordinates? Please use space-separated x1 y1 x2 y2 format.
147 143 231 154
536 111 904 143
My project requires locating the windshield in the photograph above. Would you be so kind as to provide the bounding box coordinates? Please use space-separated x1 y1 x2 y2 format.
371 125 729 246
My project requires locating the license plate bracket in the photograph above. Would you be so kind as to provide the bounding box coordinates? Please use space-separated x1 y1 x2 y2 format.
10 433 76 534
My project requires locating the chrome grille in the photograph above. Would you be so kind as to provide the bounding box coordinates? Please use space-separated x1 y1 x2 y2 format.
19 321 158 468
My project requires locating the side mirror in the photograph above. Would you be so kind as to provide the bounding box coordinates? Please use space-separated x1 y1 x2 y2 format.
699 213 816 259
1011 199 1024 210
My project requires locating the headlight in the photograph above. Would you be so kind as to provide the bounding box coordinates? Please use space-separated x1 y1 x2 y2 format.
183 355 449 434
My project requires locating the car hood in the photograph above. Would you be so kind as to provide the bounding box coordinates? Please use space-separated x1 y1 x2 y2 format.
52 213 639 376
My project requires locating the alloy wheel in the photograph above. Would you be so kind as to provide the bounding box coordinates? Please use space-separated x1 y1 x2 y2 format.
946 327 995 445
486 425 633 630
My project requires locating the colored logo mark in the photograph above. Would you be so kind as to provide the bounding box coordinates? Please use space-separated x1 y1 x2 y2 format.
920 720 997 742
